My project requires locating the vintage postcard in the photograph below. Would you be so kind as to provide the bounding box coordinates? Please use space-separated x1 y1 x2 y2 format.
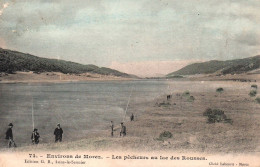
0 0 260 167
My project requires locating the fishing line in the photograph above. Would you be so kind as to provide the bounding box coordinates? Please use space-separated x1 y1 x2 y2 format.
32 97 34 130
122 86 134 122
31 97 35 142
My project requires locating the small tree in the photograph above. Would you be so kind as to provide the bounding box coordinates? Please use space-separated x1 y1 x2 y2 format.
216 87 224 93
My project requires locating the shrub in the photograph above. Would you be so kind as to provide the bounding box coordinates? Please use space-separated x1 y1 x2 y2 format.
216 87 224 93
203 108 230 124
159 131 173 140
188 95 195 102
249 90 257 97
182 91 190 96
251 84 258 89
256 97 260 104
181 91 195 102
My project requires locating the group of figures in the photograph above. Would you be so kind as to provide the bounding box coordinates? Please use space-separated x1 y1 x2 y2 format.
110 113 134 137
5 123 63 148
5 113 135 148
110 121 126 137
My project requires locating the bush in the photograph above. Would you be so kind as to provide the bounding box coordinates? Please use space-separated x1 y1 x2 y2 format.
188 95 195 102
216 87 224 93
159 131 173 140
256 97 260 104
249 90 257 97
208 114 227 123
182 91 190 96
251 84 258 89
203 108 231 124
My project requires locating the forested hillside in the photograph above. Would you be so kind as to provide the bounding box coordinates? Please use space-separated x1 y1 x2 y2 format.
0 48 132 77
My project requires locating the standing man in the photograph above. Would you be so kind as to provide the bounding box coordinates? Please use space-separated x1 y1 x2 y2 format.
110 121 114 137
130 113 134 121
54 123 63 142
120 122 126 137
31 128 40 144
5 123 17 148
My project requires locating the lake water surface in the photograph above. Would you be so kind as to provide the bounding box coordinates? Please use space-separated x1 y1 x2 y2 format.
0 80 173 147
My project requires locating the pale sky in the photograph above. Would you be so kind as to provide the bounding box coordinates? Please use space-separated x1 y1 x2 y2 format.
0 0 259 76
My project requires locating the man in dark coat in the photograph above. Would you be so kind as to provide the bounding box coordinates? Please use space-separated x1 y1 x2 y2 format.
5 123 17 148
110 121 114 137
120 122 126 137
54 123 63 142
31 128 40 144
130 113 134 121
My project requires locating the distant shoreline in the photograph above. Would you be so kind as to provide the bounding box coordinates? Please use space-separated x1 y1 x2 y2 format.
0 79 135 84
0 71 259 84
0 71 134 84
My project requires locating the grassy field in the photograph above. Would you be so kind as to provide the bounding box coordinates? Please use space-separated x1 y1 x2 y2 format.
2 80 259 153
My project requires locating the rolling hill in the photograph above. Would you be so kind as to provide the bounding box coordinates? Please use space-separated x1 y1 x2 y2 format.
0 48 133 78
167 55 260 77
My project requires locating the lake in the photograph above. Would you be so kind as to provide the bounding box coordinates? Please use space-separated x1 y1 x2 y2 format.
0 80 173 148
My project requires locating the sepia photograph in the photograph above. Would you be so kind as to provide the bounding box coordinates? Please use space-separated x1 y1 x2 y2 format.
0 0 259 166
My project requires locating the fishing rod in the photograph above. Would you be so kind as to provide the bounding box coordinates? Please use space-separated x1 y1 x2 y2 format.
32 97 35 142
122 86 134 122
32 98 34 130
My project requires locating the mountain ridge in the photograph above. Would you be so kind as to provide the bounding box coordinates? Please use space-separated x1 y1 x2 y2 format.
167 55 260 76
0 48 135 78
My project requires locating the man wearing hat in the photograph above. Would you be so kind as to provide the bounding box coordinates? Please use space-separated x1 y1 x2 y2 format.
54 123 63 142
31 128 40 144
120 122 126 137
5 123 17 148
